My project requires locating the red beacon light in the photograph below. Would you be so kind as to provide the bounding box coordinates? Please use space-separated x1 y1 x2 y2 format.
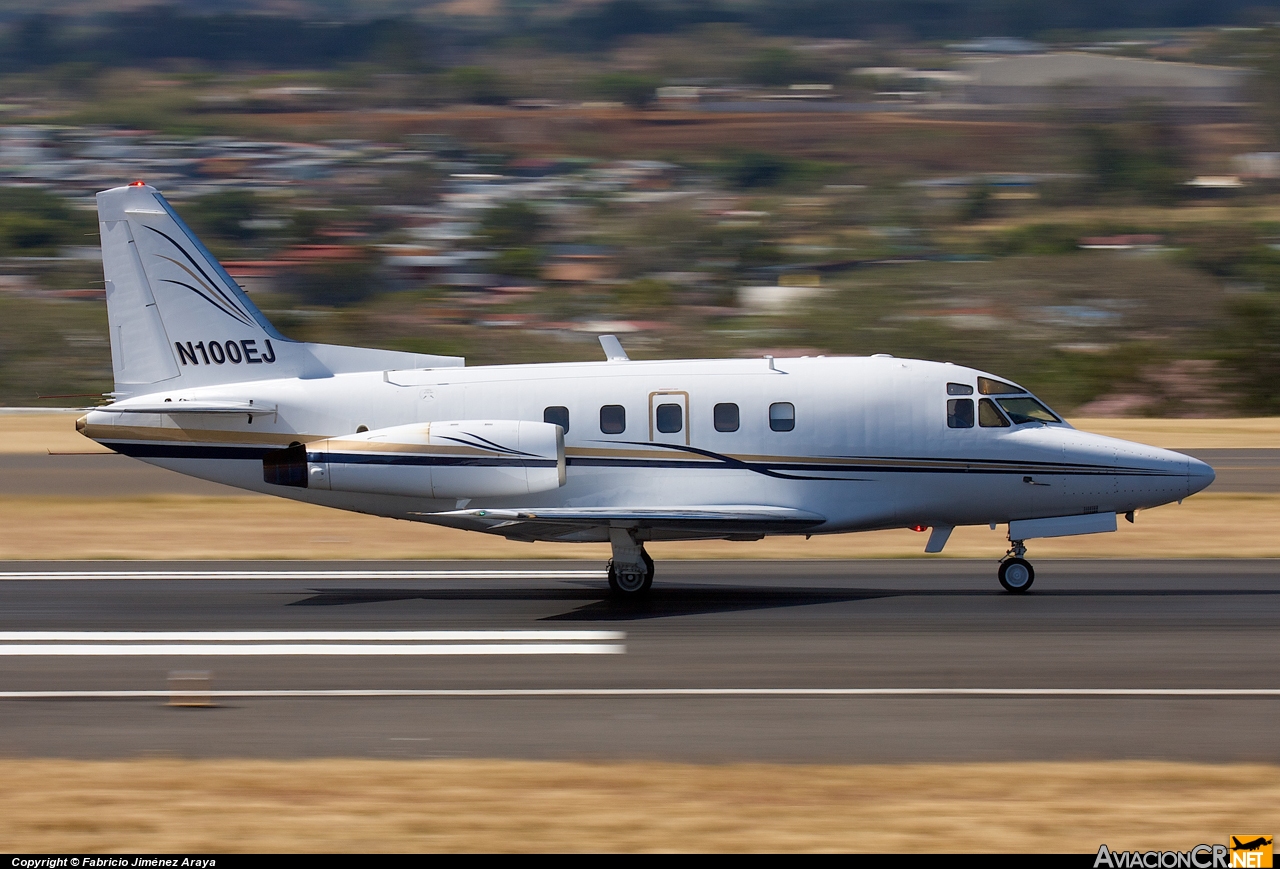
128 180 147 187
911 524 927 533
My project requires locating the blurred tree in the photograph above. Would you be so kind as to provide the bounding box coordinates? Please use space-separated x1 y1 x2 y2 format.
0 188 89 255
985 223 1087 256
589 72 660 108
480 202 542 248
288 209 330 245
183 191 264 242
743 46 833 86
722 152 790 188
1079 114 1185 205
50 61 102 97
959 184 994 222
0 215 63 256
1218 294 1280 413
448 66 512 105
1175 224 1276 279
281 258 384 307
613 277 673 313
493 246 542 278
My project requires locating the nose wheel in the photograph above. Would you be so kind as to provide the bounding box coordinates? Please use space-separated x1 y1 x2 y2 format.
998 540 1035 593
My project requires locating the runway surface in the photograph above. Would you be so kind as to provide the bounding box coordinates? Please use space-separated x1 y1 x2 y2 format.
0 559 1277 762
3 448 1277 496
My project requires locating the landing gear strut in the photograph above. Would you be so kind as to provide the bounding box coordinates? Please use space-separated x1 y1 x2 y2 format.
606 527 654 595
998 539 1034 593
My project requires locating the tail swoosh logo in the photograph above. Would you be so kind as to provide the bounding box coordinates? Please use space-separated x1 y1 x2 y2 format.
143 225 256 327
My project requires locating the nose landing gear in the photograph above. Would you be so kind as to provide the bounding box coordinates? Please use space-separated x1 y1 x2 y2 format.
998 539 1035 593
606 527 654 595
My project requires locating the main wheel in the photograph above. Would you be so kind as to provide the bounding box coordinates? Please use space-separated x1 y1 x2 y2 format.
606 555 654 595
998 557 1035 593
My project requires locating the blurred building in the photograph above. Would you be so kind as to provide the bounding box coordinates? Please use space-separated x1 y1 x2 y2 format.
960 53 1247 106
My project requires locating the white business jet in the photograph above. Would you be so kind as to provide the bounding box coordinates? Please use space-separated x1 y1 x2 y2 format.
77 182 1215 594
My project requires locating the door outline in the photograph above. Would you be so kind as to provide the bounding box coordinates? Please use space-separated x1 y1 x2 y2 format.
649 390 690 445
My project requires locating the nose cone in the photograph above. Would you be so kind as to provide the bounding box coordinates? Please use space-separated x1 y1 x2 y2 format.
1186 455 1215 497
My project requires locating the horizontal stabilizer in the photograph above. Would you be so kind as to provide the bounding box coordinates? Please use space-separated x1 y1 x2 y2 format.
101 399 275 416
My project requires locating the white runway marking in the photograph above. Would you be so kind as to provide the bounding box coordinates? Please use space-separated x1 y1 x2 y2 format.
0 570 603 581
0 688 1277 699
0 630 625 656
0 631 624 641
0 644 625 656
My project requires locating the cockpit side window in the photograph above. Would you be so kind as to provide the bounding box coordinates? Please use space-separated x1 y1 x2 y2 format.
978 376 1023 395
978 398 1011 427
947 383 974 395
947 399 974 428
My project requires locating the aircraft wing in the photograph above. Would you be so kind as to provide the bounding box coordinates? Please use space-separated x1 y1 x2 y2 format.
419 505 826 541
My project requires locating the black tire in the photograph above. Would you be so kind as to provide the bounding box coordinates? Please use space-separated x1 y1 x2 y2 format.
606 555 654 596
998 557 1035 593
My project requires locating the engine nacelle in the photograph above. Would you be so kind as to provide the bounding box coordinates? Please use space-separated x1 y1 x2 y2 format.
263 419 565 499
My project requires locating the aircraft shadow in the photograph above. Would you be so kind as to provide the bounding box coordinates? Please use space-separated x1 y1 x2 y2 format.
284 585 1280 622
285 586 897 621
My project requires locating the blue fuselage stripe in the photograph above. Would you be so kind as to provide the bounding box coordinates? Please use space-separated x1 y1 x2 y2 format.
311 452 559 469
103 441 1182 478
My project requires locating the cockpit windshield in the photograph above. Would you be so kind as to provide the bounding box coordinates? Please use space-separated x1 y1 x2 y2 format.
995 396 1060 424
949 376 1065 430
977 376 1024 395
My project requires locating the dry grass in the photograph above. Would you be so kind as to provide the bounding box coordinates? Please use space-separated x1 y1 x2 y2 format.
0 411 107 454
0 758 1272 852
0 491 1275 560
1071 417 1280 449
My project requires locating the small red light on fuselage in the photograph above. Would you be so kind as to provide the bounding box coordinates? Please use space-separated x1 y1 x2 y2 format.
128 180 146 187
912 524 927 532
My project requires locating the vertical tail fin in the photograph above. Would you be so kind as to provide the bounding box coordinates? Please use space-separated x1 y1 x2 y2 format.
97 182 461 396
98 182 288 394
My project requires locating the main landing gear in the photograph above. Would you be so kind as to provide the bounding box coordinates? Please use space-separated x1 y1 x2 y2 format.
998 539 1035 593
606 527 654 596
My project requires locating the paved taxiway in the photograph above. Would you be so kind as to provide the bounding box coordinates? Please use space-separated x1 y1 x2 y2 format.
0 559 1276 762
3 448 1278 496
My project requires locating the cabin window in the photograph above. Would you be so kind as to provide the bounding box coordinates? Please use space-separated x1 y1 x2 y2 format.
996 397 1060 424
947 383 974 395
714 402 739 432
544 406 570 433
600 404 626 434
656 403 683 433
769 402 795 432
978 376 1023 395
978 398 1010 427
947 399 974 428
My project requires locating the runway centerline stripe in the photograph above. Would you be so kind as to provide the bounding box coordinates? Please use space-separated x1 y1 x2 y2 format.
0 643 626 656
0 688 1277 699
